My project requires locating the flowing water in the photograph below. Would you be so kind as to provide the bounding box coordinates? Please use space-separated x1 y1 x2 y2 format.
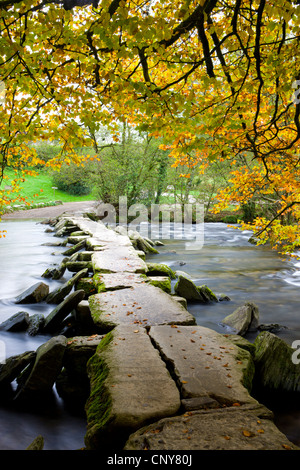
0 219 87 450
1 219 300 448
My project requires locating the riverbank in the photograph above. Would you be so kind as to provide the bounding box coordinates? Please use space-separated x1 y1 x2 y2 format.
1 201 99 220
1 200 242 224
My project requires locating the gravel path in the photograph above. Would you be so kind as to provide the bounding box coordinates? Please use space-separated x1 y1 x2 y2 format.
1 201 99 220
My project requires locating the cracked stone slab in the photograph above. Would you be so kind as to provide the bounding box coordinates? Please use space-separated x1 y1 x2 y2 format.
89 284 196 331
92 246 148 274
149 325 257 406
124 404 299 450
85 325 181 450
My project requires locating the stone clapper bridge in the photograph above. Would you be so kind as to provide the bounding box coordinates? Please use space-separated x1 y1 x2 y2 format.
46 215 300 450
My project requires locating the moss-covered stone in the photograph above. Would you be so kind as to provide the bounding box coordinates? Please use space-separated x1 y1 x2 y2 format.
146 262 176 279
225 334 256 357
235 345 255 394
85 332 114 450
148 276 171 293
197 285 218 302
253 331 300 393
76 277 97 297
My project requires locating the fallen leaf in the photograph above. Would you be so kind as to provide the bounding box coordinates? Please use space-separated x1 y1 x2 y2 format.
257 429 265 434
282 444 292 450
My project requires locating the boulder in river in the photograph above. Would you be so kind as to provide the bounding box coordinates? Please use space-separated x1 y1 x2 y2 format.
174 275 218 303
0 351 36 388
221 302 259 335
15 335 67 401
46 268 88 304
15 282 49 304
146 262 176 279
41 258 69 280
26 435 44 450
27 313 45 336
43 290 86 333
0 311 30 332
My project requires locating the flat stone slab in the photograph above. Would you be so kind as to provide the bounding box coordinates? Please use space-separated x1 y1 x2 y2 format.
94 273 148 291
64 216 132 247
124 404 299 450
89 285 196 331
149 325 257 406
85 325 181 449
92 246 148 274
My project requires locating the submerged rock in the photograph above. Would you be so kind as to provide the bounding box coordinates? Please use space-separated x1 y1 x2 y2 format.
43 290 86 333
0 312 30 332
27 313 45 336
146 262 176 279
174 275 218 303
46 268 88 304
15 335 67 401
15 282 49 304
26 435 44 450
0 351 36 387
174 275 202 301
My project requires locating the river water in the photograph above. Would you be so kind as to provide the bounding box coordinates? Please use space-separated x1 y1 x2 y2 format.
0 219 300 448
0 219 87 450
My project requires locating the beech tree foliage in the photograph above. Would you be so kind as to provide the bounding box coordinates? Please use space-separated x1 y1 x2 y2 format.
1 0 300 252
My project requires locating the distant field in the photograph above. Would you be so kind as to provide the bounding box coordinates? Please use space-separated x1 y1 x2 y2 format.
3 168 98 205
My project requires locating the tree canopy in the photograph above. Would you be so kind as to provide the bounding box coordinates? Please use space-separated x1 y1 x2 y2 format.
1 0 300 252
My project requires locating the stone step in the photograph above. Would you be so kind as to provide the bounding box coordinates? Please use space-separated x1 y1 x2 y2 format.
149 325 257 406
92 246 148 274
89 284 196 331
93 273 148 292
63 216 132 247
124 403 299 450
85 325 181 450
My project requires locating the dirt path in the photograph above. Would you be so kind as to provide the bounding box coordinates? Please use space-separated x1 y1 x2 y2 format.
1 201 99 220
